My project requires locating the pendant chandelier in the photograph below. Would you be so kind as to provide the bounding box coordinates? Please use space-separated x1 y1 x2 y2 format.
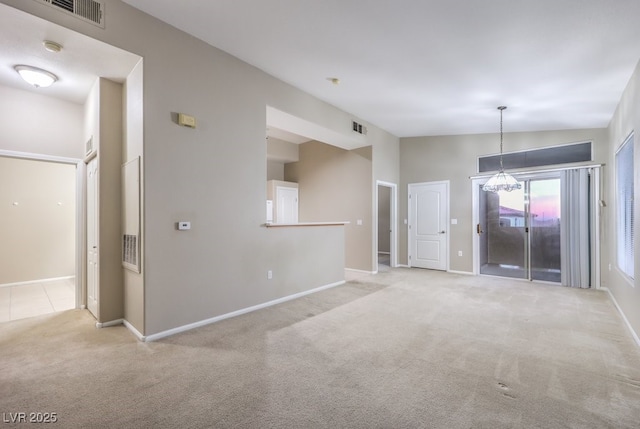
482 106 522 193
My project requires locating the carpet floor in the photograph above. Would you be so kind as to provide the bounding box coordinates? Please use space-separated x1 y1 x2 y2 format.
1 268 639 428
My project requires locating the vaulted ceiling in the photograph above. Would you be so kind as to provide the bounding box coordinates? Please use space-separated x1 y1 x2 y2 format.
121 0 640 137
3 1 640 139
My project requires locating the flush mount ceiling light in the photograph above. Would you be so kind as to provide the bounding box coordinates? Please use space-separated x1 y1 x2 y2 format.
482 106 522 193
14 65 58 88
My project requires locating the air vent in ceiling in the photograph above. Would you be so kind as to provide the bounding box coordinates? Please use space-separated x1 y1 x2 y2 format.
33 0 105 28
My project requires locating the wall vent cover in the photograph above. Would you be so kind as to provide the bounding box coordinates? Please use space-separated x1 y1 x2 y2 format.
33 0 105 28
352 120 367 135
122 234 139 272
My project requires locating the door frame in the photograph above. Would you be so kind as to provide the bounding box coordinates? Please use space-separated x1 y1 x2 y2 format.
407 180 450 271
375 181 398 271
472 172 558 277
472 166 602 288
0 149 85 308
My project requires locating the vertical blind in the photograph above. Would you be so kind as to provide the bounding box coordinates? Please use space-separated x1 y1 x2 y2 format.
616 133 634 279
560 169 590 288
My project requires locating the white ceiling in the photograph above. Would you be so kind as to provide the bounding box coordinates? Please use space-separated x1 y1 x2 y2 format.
0 3 141 105
122 0 640 137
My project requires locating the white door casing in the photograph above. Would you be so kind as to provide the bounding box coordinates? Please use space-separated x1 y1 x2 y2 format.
409 181 449 270
86 158 98 318
376 181 398 269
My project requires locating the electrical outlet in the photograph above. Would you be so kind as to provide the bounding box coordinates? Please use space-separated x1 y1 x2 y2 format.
267 270 273 280
458 251 463 256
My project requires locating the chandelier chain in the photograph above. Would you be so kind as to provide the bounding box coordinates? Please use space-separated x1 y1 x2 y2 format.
499 106 505 170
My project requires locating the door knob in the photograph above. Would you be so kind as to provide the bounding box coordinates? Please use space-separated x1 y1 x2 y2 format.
439 230 446 234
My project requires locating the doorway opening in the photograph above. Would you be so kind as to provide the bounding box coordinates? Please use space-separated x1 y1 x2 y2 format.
474 167 600 287
478 175 561 282
376 181 397 272
0 152 83 322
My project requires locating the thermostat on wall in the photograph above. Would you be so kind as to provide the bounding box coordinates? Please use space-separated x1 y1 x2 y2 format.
177 221 191 230
178 113 196 128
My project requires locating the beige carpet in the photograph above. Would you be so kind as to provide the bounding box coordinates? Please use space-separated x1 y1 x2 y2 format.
1 268 639 428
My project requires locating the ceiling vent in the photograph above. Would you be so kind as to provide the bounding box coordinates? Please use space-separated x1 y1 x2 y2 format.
33 0 105 28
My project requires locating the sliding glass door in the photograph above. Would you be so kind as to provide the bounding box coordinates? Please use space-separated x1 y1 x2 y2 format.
478 175 562 282
479 181 527 279
529 179 561 282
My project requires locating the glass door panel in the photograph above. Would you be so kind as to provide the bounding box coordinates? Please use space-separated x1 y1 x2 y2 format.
479 183 527 279
529 179 561 282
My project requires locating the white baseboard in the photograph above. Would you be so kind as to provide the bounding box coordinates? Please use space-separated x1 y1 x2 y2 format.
123 319 145 341
602 287 640 347
345 268 376 275
448 270 475 276
95 318 124 329
377 251 390 255
94 317 147 342
143 280 347 342
0 276 75 288
395 264 410 268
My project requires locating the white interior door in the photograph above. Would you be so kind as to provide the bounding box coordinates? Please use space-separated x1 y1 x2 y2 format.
409 182 448 270
277 186 298 224
86 158 98 318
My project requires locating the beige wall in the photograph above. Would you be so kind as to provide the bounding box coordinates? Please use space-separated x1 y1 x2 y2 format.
266 161 285 181
267 137 299 163
400 128 609 272
0 84 84 158
0 157 76 284
607 58 640 339
0 0 399 335
267 138 300 181
372 126 400 269
0 84 82 286
285 142 374 271
84 77 124 323
123 59 144 333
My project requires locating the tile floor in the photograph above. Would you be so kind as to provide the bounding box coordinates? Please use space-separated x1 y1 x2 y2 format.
0 278 75 323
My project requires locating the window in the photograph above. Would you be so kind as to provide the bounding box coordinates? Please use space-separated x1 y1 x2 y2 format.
616 133 634 279
478 141 592 173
